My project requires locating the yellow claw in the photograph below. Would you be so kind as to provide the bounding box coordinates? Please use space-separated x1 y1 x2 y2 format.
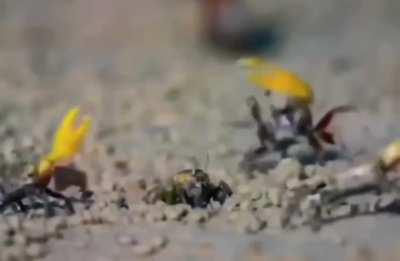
37 107 92 185
238 57 314 105
380 140 400 170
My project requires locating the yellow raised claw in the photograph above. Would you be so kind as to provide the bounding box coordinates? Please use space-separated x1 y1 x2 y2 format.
380 140 400 170
238 57 314 105
37 107 92 186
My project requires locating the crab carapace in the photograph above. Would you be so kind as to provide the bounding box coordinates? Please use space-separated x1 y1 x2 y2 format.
144 168 233 208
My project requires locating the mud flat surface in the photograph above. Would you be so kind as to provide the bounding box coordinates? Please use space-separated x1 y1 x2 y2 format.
2 0 400 260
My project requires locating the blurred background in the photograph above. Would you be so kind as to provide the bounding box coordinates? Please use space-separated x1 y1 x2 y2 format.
1 0 400 176
2 2 400 259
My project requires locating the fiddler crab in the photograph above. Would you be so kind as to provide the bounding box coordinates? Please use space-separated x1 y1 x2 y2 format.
282 140 400 230
144 168 232 208
237 57 355 173
0 107 92 216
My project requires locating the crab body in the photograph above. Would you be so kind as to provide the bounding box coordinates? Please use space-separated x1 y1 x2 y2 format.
146 169 232 208
240 96 353 173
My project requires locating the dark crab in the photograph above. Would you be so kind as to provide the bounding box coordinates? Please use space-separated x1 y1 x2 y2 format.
240 96 354 173
144 168 232 208
0 182 75 215
0 107 93 216
0 167 93 216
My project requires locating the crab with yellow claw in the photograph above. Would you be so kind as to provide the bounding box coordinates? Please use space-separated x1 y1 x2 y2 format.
282 140 400 230
0 107 92 216
238 57 355 172
144 168 232 208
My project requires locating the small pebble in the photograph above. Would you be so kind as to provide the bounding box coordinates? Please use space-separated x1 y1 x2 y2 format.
146 209 166 223
0 221 11 235
261 209 283 229
26 243 46 258
14 233 27 246
237 184 252 195
227 211 240 222
250 191 262 201
164 205 188 221
2 246 23 261
331 204 357 218
137 178 147 190
255 195 273 208
100 208 120 224
268 188 283 207
73 239 90 249
187 209 209 224
132 244 155 256
117 234 137 246
239 200 256 211
6 216 22 230
238 213 266 234
67 215 82 227
271 158 303 184
149 235 168 249
285 178 302 190
24 221 47 243
47 217 67 237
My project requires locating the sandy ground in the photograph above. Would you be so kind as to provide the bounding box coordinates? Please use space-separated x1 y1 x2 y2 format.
2 0 400 260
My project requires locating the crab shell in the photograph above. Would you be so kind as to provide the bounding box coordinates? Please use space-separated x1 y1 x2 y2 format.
173 171 196 189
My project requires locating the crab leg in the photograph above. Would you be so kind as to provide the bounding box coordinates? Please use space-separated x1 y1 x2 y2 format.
246 96 275 149
0 183 76 214
0 184 33 213
44 187 75 214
